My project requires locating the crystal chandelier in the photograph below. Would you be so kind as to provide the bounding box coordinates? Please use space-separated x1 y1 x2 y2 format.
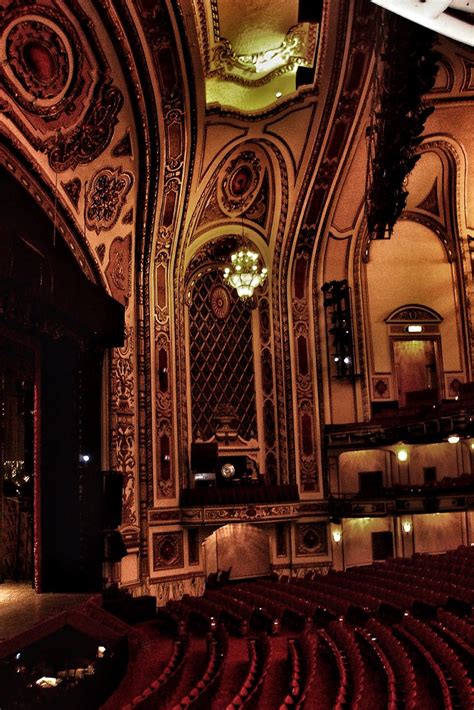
223 245 267 299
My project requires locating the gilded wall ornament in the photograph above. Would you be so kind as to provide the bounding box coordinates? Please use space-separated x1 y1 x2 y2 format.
0 10 80 116
218 151 264 216
86 167 133 234
47 82 123 171
153 532 184 571
105 234 131 305
61 177 81 209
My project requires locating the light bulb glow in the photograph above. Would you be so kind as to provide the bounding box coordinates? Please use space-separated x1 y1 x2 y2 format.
224 246 267 299
397 449 408 462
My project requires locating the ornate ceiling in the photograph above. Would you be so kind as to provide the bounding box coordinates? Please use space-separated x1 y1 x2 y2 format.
190 0 321 111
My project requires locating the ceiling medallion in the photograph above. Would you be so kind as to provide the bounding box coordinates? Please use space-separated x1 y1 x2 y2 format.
210 285 231 319
0 13 77 113
218 151 263 216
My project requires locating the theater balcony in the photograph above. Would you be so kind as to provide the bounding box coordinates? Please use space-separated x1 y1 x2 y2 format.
176 484 303 526
324 384 474 513
174 443 303 525
325 384 474 451
328 473 474 518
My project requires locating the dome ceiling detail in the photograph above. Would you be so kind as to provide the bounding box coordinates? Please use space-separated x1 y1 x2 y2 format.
191 0 320 111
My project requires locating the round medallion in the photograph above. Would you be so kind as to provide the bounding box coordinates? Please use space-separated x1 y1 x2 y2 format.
0 12 78 114
210 285 231 320
218 150 264 217
229 165 252 197
158 538 178 565
302 527 320 550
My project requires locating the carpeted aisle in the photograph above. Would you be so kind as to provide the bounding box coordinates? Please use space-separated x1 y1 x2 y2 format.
256 636 290 709
210 637 249 709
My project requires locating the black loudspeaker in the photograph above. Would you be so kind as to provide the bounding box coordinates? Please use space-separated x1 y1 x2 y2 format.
298 0 323 22
103 471 123 529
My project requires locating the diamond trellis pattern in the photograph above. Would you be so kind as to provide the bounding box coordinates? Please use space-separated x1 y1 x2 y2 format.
189 271 257 441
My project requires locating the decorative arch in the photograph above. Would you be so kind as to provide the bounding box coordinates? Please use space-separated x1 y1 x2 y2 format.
173 140 284 491
0 139 102 288
385 305 443 325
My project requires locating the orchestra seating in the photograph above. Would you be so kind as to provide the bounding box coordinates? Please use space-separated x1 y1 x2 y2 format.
114 547 474 708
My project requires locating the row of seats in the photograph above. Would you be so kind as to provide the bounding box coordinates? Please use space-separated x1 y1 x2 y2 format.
356 627 397 708
317 629 347 709
326 621 366 707
172 626 228 709
437 608 474 646
365 618 417 709
143 548 474 708
397 615 474 708
394 622 454 709
121 636 188 710
227 632 271 709
279 630 317 710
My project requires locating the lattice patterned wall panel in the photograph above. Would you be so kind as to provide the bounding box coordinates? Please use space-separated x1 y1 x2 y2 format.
189 271 257 441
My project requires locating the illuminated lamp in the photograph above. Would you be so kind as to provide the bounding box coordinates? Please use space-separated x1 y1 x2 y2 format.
397 448 408 462
447 434 460 444
223 230 267 300
402 520 412 534
332 529 342 544
406 325 423 333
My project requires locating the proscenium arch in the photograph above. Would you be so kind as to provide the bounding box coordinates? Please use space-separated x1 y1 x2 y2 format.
0 140 104 289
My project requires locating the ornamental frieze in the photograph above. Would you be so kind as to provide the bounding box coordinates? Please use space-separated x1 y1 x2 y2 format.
111 328 135 412
204 504 295 523
111 414 136 526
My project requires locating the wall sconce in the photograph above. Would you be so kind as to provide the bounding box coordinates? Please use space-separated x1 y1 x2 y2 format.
332 529 342 544
402 520 412 535
397 448 408 462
